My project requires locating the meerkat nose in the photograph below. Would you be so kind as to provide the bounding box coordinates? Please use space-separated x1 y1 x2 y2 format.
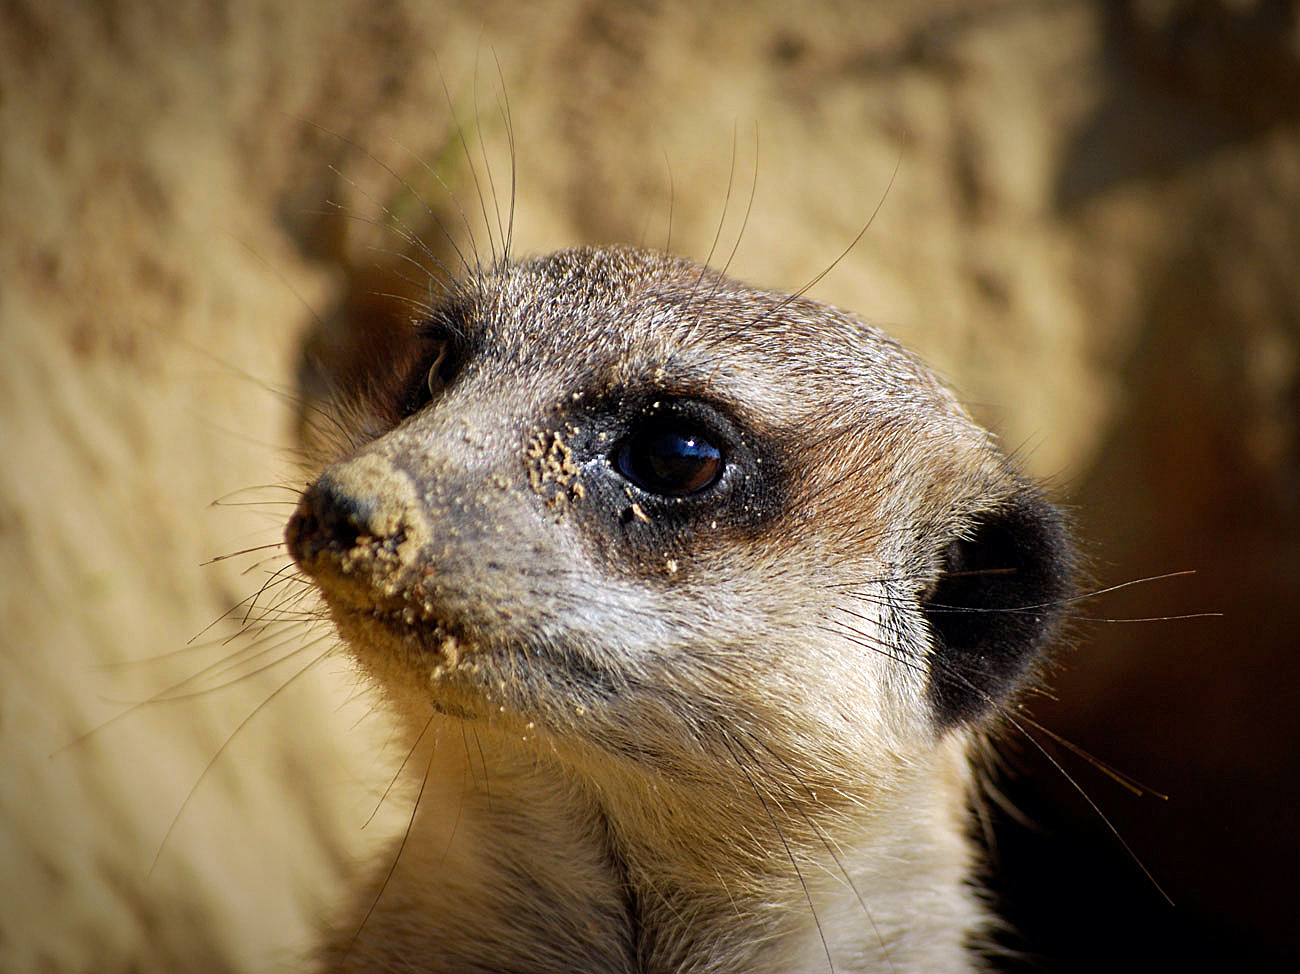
287 475 378 560
286 453 431 593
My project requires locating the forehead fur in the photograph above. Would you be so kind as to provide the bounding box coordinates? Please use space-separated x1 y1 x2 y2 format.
461 246 964 430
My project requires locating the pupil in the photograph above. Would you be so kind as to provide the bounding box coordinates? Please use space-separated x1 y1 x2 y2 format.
619 424 723 496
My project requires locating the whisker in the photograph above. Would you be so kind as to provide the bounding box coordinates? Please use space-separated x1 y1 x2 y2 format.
438 56 497 265
363 712 436 830
720 733 837 974
724 149 903 342
918 626 1177 907
736 730 896 972
347 715 438 954
1011 711 1167 802
208 483 306 505
471 55 506 263
241 559 305 627
999 704 1175 907
682 124 760 345
149 638 338 875
200 542 287 566
490 51 518 263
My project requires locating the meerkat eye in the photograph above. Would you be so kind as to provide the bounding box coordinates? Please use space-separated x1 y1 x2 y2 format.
425 340 451 399
398 334 461 418
615 421 724 497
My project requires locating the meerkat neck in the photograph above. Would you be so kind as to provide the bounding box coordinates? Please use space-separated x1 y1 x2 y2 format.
333 716 984 974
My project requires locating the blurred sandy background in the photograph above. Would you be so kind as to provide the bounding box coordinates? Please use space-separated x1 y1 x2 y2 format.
1 0 1297 970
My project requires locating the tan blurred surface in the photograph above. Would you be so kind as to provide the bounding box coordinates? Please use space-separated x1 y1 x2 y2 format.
1 1 1296 969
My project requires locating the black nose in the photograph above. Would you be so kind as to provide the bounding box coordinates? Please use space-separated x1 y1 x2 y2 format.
286 475 386 570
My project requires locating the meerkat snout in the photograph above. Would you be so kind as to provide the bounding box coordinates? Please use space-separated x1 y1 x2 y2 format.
287 453 432 603
288 477 384 565
288 245 1074 973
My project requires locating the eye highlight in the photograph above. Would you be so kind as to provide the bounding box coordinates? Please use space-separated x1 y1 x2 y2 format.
615 421 724 497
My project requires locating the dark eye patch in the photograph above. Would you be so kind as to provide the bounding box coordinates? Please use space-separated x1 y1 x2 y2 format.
555 392 787 573
614 420 724 497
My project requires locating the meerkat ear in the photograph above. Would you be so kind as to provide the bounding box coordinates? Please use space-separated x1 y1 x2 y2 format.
921 485 1074 728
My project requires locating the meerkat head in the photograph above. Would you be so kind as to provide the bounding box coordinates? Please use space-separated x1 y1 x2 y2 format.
286 245 1072 802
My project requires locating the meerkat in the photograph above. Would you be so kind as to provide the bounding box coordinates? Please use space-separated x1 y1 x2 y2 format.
285 245 1072 973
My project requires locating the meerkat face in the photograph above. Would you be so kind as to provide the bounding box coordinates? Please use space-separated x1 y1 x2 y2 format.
286 246 1071 797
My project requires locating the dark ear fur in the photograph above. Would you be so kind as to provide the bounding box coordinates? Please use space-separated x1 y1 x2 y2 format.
922 486 1074 728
